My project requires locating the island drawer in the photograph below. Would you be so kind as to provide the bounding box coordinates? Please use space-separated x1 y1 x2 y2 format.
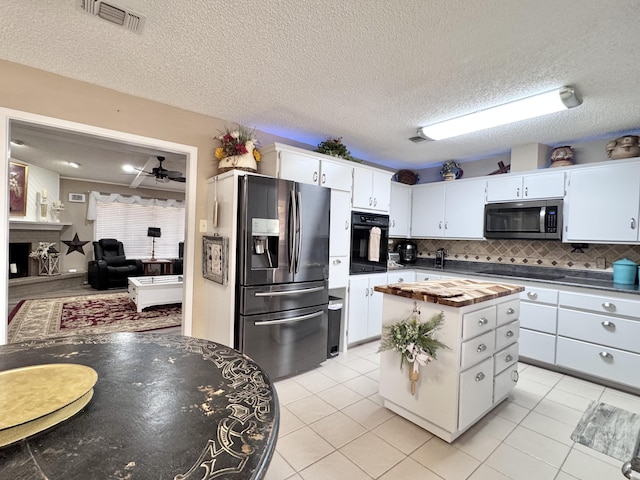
494 343 518 375
558 308 640 354
462 306 496 340
556 337 640 390
559 291 640 319
520 286 558 305
460 330 495 369
496 299 520 326
520 302 556 333
495 320 519 351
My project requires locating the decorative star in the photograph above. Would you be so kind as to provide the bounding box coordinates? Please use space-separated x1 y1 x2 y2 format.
62 233 90 255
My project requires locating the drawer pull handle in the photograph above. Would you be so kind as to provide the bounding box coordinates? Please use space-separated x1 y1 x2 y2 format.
332 259 341 265
478 317 489 326
398 278 404 282
476 344 487 353
506 308 515 315
527 292 538 299
602 302 615 310
599 351 613 359
506 330 514 338
475 372 485 382
601 320 615 328
505 354 513 362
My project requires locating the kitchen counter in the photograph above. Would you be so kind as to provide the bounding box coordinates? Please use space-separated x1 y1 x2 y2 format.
374 278 524 307
401 259 640 295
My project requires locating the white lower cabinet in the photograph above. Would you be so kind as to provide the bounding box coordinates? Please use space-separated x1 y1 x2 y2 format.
379 293 520 442
386 270 416 284
518 286 558 364
347 273 388 344
519 330 556 364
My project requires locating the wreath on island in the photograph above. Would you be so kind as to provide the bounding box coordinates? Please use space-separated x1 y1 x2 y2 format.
378 307 449 395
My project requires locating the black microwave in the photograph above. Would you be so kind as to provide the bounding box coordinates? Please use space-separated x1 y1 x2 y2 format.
484 200 563 240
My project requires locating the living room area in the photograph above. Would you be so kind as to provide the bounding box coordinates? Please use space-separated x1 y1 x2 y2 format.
7 120 187 343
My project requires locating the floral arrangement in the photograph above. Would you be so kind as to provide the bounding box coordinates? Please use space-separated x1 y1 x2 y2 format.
315 137 358 163
29 242 57 260
378 310 448 394
440 160 463 179
214 124 261 162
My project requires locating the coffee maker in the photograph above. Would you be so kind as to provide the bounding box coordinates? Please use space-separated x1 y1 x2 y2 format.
396 240 417 264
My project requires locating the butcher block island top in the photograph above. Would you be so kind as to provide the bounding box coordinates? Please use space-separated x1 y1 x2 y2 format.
374 278 524 307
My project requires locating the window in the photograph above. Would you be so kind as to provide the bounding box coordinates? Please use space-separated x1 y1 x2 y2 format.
95 200 185 259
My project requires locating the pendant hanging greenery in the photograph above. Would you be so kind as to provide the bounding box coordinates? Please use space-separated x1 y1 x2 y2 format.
378 309 449 370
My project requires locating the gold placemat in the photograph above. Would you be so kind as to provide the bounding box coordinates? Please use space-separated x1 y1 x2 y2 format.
0 364 98 430
0 389 94 448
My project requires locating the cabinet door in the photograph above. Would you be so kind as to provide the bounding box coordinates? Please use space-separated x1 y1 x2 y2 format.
347 276 371 344
444 179 486 239
411 183 445 237
486 176 522 202
389 182 412 237
386 270 415 284
565 163 640 242
321 160 353 191
366 273 389 338
329 190 351 257
352 168 373 210
519 329 556 364
279 150 320 185
523 172 565 199
372 171 391 212
328 256 349 289
458 357 494 430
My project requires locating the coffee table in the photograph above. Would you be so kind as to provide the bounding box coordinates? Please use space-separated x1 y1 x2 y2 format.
128 275 183 312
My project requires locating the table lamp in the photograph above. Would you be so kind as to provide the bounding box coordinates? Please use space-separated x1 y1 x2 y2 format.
147 227 161 261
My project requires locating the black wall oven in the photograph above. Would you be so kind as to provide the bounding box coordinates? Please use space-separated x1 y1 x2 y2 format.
350 211 389 274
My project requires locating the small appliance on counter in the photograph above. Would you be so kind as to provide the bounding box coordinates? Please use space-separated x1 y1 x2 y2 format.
435 248 447 269
388 252 403 269
396 240 417 264
612 258 638 285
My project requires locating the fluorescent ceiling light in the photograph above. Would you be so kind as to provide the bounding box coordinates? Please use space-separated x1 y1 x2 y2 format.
418 86 582 141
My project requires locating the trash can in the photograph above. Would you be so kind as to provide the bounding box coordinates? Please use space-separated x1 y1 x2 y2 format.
327 296 343 358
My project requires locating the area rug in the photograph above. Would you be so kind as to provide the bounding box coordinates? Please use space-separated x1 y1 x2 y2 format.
571 400 640 462
8 293 181 343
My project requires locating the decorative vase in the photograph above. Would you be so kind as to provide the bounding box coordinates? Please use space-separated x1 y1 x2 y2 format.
606 136 640 160
550 145 575 168
217 142 258 174
443 173 456 181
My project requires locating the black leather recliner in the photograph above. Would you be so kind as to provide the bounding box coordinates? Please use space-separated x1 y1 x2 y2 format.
172 242 184 275
87 238 143 290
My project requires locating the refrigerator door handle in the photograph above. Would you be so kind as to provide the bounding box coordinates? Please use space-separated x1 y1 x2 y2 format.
254 310 323 326
295 190 303 274
254 286 325 297
288 189 297 273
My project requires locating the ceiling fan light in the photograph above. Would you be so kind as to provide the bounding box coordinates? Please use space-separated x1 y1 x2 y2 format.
418 86 582 141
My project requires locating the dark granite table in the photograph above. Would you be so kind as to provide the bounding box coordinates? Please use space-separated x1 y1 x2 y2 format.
0 333 279 479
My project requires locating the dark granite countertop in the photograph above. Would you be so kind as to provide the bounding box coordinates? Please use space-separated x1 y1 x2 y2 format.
400 259 640 296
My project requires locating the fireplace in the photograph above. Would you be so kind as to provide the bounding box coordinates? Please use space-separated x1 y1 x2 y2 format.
9 242 31 278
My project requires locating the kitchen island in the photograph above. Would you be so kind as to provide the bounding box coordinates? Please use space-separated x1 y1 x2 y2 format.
375 278 524 442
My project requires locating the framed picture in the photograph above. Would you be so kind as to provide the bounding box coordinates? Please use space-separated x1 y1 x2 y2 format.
9 161 28 216
202 235 228 285
68 193 86 203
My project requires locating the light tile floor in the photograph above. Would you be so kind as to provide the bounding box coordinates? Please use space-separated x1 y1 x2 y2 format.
266 341 640 480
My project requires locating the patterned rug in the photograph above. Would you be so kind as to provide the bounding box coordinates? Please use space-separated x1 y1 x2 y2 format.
8 293 182 343
571 401 640 462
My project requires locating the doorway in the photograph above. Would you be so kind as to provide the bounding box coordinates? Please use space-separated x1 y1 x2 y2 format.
1 108 198 344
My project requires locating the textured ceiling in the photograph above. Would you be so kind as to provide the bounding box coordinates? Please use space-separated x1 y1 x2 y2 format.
1 0 640 172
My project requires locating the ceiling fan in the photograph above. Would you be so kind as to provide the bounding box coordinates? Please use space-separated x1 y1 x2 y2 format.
136 156 186 183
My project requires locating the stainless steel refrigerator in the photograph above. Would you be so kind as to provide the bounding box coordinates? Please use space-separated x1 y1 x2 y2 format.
235 175 330 379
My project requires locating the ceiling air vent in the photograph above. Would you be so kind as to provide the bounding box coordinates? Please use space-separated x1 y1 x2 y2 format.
408 136 427 143
77 0 146 34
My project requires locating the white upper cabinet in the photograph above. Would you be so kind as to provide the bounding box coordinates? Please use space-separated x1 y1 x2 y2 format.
486 171 565 202
352 166 391 212
389 182 412 237
564 161 640 243
411 179 485 239
329 190 351 257
260 143 353 191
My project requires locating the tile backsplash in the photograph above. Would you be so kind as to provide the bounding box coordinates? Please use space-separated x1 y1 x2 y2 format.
390 239 640 272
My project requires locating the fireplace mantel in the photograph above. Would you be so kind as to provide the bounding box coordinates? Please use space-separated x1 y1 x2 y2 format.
10 221 72 231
